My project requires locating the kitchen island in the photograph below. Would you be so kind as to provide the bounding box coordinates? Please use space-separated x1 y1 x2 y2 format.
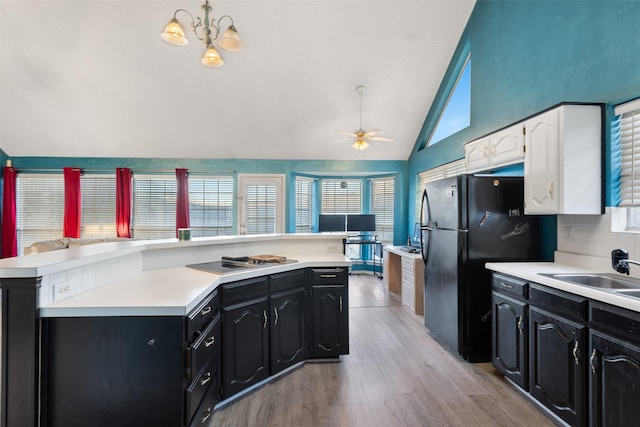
0 233 350 427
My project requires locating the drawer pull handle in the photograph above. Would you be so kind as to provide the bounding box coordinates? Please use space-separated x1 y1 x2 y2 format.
274 308 279 326
263 310 268 329
500 282 513 289
200 371 211 386
339 296 343 312
573 340 580 366
201 408 212 424
320 274 337 278
590 349 597 374
517 316 524 335
200 306 212 316
205 336 215 347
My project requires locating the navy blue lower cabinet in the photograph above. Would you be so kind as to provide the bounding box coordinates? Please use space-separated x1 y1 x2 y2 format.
40 290 221 427
308 268 349 359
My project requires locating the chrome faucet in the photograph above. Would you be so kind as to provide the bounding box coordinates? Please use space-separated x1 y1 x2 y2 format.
611 249 640 275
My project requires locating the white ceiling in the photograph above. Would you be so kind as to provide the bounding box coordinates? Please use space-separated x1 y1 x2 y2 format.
0 0 475 161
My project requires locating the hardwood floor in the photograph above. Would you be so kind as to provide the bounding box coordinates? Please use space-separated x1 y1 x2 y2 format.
211 274 555 427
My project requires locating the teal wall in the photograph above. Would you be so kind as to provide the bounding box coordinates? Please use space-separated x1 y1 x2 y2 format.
407 0 640 225
4 156 408 244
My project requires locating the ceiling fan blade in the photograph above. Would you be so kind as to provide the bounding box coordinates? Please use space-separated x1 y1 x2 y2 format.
364 129 384 137
333 137 354 143
369 136 394 143
337 130 356 137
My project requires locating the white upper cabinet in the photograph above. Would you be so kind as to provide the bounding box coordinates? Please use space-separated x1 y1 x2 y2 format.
464 124 524 174
523 104 602 215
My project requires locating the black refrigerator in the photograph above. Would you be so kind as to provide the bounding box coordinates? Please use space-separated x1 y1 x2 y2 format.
420 175 546 362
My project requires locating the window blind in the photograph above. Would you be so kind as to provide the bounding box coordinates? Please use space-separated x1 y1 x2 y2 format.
245 184 277 234
81 175 116 238
16 174 64 254
132 175 177 239
614 99 640 206
188 176 234 237
321 179 362 214
416 159 466 219
295 177 315 233
370 177 395 244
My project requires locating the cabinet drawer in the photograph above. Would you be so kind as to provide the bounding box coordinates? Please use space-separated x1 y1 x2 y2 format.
309 268 347 285
590 301 640 344
270 269 306 294
188 382 218 427
187 313 221 381
492 273 528 299
185 360 218 426
529 283 587 322
187 290 219 342
221 277 268 306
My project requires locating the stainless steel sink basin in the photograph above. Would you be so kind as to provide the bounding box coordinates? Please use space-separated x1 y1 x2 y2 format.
539 273 640 289
613 289 640 298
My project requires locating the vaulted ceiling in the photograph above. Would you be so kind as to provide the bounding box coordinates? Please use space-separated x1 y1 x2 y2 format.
0 0 475 161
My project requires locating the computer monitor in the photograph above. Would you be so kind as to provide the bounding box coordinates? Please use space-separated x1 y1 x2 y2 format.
411 222 421 248
318 214 346 232
346 214 376 232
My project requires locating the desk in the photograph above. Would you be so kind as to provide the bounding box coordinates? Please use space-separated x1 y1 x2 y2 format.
383 246 423 314
343 237 382 278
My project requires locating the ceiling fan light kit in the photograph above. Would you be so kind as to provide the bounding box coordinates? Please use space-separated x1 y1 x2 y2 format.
337 85 394 151
161 0 242 68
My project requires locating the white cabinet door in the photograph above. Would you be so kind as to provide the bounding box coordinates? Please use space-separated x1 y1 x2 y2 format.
491 124 525 167
524 108 559 214
464 137 491 173
464 124 524 174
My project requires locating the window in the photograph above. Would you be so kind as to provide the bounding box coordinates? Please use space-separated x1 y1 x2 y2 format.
321 179 362 214
613 98 640 230
16 174 64 254
427 55 471 146
132 175 176 239
81 175 116 238
295 177 315 233
370 177 395 244
189 176 233 237
416 159 466 220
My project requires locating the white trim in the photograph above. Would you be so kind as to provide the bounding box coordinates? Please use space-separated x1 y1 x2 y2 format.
615 97 640 115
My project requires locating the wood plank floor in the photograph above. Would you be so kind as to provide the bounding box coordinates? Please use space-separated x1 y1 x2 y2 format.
211 274 556 426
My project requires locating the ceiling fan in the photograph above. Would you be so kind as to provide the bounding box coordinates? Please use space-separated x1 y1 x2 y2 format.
336 85 394 151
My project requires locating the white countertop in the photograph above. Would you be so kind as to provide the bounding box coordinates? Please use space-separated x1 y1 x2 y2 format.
383 245 422 259
0 233 348 278
486 261 640 313
40 253 351 318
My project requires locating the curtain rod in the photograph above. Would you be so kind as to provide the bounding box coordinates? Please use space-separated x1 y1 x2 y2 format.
11 168 236 175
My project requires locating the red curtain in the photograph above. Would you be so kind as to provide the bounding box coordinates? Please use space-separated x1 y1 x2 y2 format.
63 167 82 238
176 168 190 237
1 166 17 258
115 168 132 238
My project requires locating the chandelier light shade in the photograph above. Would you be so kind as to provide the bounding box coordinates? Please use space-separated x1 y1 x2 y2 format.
161 0 242 68
161 18 189 45
202 46 224 67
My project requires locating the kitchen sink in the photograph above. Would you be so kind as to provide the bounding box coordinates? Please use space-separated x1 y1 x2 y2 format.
539 273 640 289
613 289 640 299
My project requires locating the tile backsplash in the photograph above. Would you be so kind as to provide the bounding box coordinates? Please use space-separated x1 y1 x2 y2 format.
557 207 640 265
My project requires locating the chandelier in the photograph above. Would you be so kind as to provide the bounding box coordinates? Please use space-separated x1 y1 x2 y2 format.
161 0 243 68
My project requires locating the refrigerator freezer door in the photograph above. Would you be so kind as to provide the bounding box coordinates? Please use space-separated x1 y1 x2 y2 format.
424 228 463 354
423 176 462 231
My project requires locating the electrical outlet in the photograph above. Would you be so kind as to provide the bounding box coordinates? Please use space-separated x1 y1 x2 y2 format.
563 226 574 242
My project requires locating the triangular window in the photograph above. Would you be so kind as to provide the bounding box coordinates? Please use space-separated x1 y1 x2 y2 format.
427 55 471 146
